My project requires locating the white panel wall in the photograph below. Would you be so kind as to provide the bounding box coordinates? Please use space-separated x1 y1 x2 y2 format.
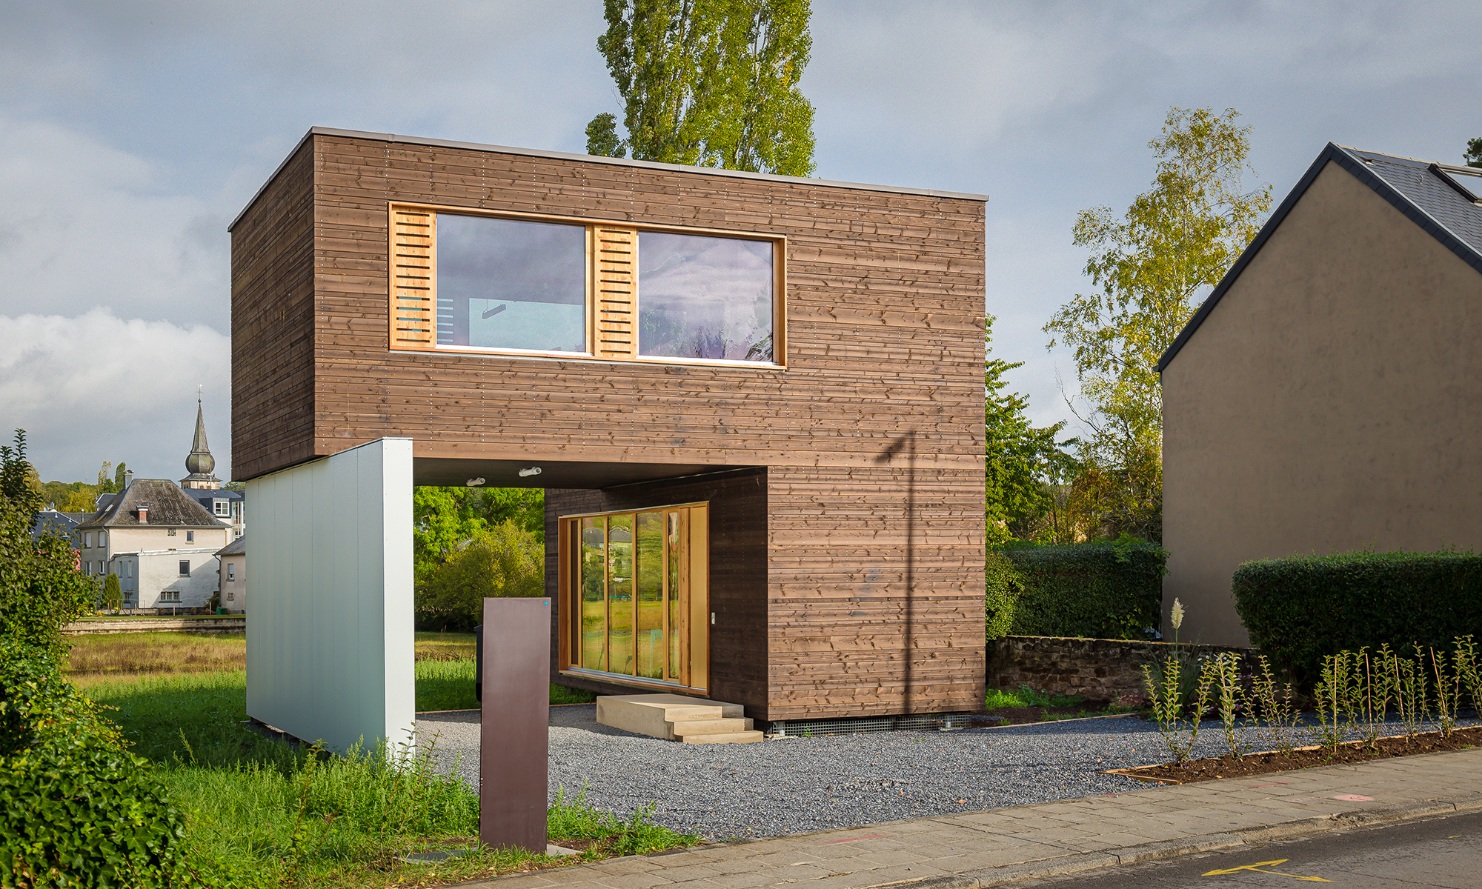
245 438 415 753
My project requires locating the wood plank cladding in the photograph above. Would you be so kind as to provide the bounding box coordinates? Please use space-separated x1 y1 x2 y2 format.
388 206 435 350
230 129 988 720
230 141 317 480
592 225 637 359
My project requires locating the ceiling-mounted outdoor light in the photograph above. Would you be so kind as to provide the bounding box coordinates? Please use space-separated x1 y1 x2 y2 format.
466 477 486 487
518 466 543 478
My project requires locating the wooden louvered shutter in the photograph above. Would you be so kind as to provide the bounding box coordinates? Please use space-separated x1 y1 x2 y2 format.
389 206 436 350
592 226 638 359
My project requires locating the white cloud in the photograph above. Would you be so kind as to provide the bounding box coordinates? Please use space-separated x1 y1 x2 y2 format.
1 0 1481 478
0 114 227 328
0 309 230 483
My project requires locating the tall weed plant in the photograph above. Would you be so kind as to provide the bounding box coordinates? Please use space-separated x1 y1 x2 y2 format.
1141 603 1479 766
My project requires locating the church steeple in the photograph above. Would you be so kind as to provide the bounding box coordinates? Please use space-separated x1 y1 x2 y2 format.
181 392 221 490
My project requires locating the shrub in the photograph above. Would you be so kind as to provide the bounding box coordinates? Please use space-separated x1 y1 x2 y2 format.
983 551 1023 640
101 573 124 612
416 521 544 631
993 537 1166 640
1 432 95 657
0 641 188 886
1233 551 1482 686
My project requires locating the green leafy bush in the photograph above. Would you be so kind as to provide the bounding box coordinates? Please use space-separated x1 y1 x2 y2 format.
0 430 188 886
415 521 544 631
1234 550 1482 687
984 551 1023 640
991 537 1166 640
1 432 95 657
0 641 188 886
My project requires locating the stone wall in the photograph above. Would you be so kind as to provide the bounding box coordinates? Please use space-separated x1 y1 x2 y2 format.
987 635 1245 704
64 617 246 635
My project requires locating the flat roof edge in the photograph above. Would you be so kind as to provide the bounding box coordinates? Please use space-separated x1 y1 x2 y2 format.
230 127 988 230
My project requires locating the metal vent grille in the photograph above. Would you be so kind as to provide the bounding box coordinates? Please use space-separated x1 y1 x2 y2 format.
766 712 975 738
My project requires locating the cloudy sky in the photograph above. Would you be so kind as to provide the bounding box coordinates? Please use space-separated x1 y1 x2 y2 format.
1 1 1477 484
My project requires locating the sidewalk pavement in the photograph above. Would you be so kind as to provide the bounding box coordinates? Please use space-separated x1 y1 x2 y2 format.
466 746 1482 889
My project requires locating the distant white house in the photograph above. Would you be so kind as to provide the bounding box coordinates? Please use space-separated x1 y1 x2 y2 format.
112 548 223 611
217 535 246 613
75 398 240 611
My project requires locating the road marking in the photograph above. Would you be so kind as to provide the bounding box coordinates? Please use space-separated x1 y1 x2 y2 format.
1202 858 1332 881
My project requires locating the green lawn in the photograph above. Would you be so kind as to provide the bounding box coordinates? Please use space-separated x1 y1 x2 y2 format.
64 630 597 710
84 670 690 887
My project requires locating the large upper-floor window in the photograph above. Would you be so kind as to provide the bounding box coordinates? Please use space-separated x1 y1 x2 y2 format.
436 215 588 353
638 232 774 363
390 205 783 366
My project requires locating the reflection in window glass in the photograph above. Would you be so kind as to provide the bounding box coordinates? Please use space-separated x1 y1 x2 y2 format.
607 515 634 676
437 215 587 352
580 518 606 671
638 232 774 362
635 512 665 680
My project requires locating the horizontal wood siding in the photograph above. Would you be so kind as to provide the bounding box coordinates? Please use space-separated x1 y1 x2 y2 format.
766 464 986 719
544 470 768 715
231 142 317 481
232 131 987 719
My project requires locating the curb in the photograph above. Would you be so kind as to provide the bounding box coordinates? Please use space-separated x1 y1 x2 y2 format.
868 795 1482 889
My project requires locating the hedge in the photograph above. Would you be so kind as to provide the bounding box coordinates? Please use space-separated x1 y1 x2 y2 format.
0 640 189 887
1234 550 1482 686
987 539 1167 641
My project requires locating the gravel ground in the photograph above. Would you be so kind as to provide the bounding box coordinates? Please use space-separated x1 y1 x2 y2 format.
417 706 1255 840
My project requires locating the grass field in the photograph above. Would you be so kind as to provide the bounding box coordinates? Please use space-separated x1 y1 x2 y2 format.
84 670 691 887
64 631 597 710
62 631 679 886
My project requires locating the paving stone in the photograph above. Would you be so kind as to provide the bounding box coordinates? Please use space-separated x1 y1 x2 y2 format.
458 748 1482 889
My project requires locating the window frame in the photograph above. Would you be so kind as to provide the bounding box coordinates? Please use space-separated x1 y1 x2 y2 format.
214 500 231 518
556 501 710 694
178 560 191 577
388 202 787 369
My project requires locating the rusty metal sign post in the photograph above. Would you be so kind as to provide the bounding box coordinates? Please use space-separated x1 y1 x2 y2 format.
479 597 550 853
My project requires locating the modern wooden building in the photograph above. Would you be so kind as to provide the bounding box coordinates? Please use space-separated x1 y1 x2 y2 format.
231 128 986 748
1160 144 1482 647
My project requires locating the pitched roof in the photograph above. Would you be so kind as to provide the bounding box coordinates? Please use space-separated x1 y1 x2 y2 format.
77 479 226 529
1157 143 1482 372
31 510 81 540
216 536 246 556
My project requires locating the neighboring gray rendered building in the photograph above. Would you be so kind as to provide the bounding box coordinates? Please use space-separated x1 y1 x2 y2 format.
1159 145 1482 646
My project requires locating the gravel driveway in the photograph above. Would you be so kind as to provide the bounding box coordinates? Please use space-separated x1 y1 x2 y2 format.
418 705 1248 840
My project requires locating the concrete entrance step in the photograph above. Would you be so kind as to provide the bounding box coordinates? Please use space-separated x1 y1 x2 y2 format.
596 694 764 743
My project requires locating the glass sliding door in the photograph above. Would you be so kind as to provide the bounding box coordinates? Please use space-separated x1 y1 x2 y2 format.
563 503 708 691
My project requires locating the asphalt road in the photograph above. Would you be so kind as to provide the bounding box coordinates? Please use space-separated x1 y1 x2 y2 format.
1021 810 1482 888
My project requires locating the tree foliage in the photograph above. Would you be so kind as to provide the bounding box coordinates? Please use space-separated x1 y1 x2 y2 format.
413 486 543 586
983 315 1074 544
586 0 816 176
1045 107 1271 540
415 522 545 632
1 431 95 656
1466 137 1482 169
102 572 123 612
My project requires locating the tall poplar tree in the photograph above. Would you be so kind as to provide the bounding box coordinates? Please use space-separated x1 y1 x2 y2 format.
1045 107 1272 540
586 0 816 176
